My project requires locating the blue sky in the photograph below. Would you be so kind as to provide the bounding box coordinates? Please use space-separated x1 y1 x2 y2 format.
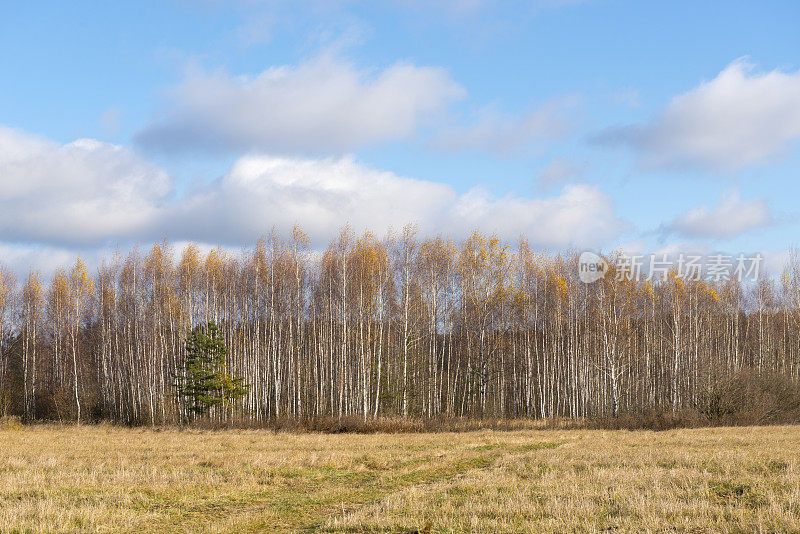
1 0 799 275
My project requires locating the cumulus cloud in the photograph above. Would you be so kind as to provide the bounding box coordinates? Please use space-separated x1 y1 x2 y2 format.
662 190 772 239
596 59 800 170
1 126 627 275
431 98 578 155
0 126 170 247
446 182 625 248
165 155 456 245
136 54 465 154
172 154 627 248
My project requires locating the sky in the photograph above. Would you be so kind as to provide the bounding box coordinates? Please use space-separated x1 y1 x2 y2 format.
1 0 799 278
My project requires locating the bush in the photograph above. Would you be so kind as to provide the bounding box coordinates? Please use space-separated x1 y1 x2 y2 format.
588 369 800 431
713 369 800 425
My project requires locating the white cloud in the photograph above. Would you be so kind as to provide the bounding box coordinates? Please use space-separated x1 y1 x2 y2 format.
166 155 457 245
168 154 626 249
663 190 772 239
431 98 577 155
0 126 170 247
447 182 626 248
597 59 800 170
136 54 465 154
1 126 627 275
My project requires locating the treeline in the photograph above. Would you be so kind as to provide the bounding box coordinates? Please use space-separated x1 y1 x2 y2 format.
1 226 800 426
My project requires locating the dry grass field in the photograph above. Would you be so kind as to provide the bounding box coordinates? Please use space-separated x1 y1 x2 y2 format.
1 421 799 533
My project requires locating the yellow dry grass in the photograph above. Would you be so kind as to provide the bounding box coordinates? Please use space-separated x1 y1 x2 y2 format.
1 422 798 533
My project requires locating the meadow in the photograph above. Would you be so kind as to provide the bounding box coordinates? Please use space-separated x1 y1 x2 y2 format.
1 422 799 533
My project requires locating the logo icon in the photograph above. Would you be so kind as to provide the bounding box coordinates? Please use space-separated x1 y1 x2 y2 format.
578 251 608 283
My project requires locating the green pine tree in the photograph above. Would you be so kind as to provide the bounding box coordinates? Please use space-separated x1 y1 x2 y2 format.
175 322 249 421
